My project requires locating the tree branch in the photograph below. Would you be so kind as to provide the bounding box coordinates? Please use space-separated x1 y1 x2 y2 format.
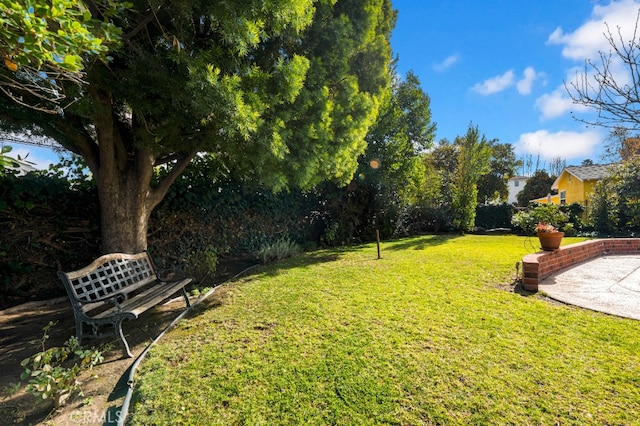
149 151 198 210
565 10 640 130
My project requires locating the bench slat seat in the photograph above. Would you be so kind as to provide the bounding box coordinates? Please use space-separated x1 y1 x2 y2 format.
58 251 193 358
91 277 192 320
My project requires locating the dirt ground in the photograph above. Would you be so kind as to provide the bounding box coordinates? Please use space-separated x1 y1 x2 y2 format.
0 257 257 425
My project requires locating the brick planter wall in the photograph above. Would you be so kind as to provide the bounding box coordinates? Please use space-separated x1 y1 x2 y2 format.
522 238 640 291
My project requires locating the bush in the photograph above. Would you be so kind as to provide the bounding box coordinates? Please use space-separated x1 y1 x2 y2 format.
0 171 100 307
474 204 514 229
184 245 218 281
511 203 570 235
394 204 454 235
587 160 640 236
255 237 301 264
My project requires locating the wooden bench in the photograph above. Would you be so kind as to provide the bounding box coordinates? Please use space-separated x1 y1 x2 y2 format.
57 251 193 358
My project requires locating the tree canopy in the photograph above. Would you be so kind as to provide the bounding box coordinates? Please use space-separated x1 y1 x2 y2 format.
0 0 395 253
360 70 435 202
0 0 122 110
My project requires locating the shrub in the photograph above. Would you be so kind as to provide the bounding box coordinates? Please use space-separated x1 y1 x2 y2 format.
255 237 301 264
511 203 569 235
394 204 454 235
586 160 640 236
185 245 218 281
474 203 514 229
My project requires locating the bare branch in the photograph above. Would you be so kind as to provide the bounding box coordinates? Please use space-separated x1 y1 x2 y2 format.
566 9 640 131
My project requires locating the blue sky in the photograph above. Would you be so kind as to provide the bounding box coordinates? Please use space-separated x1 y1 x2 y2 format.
391 0 640 167
7 0 640 170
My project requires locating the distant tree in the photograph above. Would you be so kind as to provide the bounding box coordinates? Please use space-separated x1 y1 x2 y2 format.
582 159 595 166
423 138 458 208
0 0 395 253
517 153 543 177
451 124 491 231
548 156 566 177
601 127 640 162
516 170 556 206
477 142 520 203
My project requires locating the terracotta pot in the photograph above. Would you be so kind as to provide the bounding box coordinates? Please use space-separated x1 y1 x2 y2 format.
537 232 564 251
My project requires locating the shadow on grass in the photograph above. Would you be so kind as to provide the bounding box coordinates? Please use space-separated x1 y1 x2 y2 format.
383 234 462 251
184 250 344 320
512 280 537 297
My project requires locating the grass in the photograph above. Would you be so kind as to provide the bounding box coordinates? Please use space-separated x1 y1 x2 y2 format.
128 235 640 425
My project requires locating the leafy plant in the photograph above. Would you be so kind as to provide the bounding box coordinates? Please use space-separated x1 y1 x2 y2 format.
20 321 105 408
255 237 301 264
511 203 569 235
185 245 218 281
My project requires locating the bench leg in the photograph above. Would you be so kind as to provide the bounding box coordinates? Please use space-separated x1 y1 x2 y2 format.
182 287 191 308
114 318 133 358
75 317 84 341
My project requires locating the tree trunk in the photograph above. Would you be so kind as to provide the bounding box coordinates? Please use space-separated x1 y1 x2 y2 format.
86 88 197 254
89 88 156 254
99 169 153 254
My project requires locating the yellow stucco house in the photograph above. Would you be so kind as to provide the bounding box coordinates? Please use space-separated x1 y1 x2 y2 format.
531 164 612 206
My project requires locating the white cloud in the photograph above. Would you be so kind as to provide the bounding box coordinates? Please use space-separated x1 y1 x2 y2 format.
548 0 640 61
534 87 579 120
471 70 515 95
515 129 603 161
433 54 460 72
516 67 541 95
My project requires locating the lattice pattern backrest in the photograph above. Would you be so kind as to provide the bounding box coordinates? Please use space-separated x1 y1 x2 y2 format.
69 256 155 303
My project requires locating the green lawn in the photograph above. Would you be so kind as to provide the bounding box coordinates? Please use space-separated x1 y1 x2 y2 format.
129 235 640 425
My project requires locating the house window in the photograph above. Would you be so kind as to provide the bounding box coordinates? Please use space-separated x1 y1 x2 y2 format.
514 180 519 187
560 190 566 205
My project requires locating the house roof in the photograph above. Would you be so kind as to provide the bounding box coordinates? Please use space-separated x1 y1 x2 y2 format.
551 164 612 190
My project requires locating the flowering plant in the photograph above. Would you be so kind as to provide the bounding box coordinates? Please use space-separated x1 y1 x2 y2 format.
536 222 558 233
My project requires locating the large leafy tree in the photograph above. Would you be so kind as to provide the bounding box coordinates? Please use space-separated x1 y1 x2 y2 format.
0 0 394 253
423 138 458 209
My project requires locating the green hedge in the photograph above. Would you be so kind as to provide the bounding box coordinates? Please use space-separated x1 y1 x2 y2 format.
474 204 515 229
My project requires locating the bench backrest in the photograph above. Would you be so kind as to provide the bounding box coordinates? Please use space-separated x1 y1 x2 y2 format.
58 252 158 305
